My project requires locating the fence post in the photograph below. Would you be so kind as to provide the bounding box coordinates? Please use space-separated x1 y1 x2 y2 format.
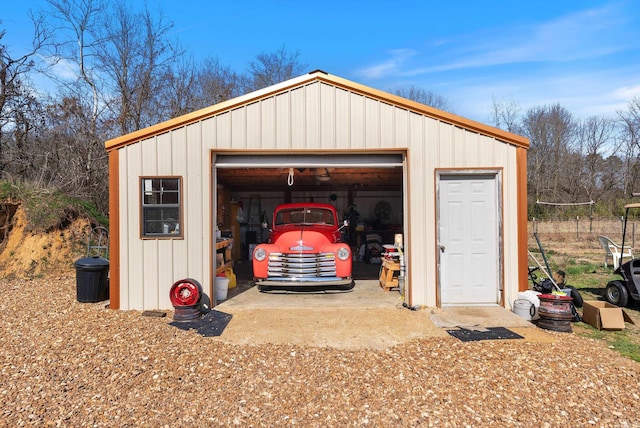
576 216 579 240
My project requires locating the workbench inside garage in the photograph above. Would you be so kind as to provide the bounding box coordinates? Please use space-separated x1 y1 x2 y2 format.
215 238 233 275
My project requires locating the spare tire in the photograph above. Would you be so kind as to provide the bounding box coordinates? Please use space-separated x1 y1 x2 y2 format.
170 278 203 307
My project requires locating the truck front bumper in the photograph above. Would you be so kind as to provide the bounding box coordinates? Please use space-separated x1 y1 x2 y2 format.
254 277 354 290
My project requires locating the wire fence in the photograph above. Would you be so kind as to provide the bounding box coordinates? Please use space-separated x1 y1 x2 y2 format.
528 218 639 248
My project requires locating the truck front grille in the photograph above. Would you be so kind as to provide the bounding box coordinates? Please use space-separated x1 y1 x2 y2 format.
267 252 337 278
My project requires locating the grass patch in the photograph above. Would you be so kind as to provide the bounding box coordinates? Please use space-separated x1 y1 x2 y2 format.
0 179 107 231
576 325 640 362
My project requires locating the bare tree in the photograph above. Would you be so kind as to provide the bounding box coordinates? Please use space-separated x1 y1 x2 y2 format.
155 57 198 119
195 57 241 107
576 115 616 202
243 46 307 92
96 2 179 134
46 0 104 135
40 0 113 212
489 95 521 134
39 95 108 211
390 84 452 112
0 17 51 175
618 96 640 200
522 104 577 203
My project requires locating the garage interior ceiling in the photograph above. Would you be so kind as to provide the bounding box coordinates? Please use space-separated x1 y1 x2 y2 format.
216 167 403 191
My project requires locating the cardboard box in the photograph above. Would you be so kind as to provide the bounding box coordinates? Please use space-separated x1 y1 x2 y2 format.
582 301 635 330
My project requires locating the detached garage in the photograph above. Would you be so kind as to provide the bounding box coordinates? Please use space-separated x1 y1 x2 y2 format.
105 70 529 311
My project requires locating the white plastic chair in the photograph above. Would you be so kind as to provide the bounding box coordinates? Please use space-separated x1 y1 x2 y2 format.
87 226 109 259
597 235 633 269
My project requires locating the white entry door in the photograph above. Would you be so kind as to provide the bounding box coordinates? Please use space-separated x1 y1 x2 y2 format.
438 173 500 306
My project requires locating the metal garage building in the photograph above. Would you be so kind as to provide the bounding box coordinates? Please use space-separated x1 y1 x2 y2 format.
105 70 529 311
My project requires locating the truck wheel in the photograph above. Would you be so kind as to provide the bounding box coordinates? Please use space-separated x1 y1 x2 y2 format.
605 281 629 307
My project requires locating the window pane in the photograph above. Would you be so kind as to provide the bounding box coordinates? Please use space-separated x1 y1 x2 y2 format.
161 192 179 204
145 207 163 221
163 207 179 220
162 179 179 191
143 193 158 205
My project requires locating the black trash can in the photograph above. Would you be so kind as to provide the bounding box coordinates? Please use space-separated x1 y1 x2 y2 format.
75 256 110 303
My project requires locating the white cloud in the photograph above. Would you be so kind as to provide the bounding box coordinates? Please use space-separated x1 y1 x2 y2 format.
360 3 636 78
356 49 417 79
40 55 79 81
612 84 640 100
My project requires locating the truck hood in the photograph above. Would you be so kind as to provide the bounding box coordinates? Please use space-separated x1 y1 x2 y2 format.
270 227 338 251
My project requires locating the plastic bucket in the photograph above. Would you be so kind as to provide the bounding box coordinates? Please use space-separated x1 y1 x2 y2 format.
513 299 536 321
215 277 230 301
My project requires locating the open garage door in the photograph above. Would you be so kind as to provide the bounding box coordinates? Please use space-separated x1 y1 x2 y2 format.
213 152 407 287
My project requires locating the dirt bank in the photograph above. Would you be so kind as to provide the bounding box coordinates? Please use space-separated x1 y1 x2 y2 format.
0 203 90 278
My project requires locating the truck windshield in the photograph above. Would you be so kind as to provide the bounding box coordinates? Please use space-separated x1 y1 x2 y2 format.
275 208 335 226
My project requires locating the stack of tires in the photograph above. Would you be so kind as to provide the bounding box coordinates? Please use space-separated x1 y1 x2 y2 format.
170 278 203 321
537 294 574 333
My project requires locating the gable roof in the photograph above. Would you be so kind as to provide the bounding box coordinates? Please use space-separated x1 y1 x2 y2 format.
105 70 529 152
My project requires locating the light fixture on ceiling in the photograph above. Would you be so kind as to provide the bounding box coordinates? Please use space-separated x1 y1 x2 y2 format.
315 168 331 183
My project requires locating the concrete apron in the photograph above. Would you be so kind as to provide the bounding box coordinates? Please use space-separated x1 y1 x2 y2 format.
211 280 546 350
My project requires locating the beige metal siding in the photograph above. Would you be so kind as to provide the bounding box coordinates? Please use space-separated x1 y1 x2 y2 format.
335 88 350 148
184 122 209 305
320 84 336 149
118 79 521 310
118 124 211 310
275 93 291 149
261 97 276 148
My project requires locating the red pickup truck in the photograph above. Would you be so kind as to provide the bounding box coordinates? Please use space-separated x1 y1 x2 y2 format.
252 202 354 291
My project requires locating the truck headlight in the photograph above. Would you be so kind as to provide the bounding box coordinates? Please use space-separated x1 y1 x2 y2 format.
337 247 350 261
254 248 267 261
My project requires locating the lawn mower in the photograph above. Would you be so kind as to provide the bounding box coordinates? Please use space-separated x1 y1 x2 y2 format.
604 203 640 307
528 233 584 308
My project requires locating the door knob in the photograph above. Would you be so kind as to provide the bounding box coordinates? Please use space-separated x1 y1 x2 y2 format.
440 245 445 252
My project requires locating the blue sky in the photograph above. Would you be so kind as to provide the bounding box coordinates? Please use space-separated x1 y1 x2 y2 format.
3 0 640 123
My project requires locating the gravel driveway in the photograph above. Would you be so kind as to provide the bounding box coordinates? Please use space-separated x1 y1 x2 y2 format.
2 277 639 426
